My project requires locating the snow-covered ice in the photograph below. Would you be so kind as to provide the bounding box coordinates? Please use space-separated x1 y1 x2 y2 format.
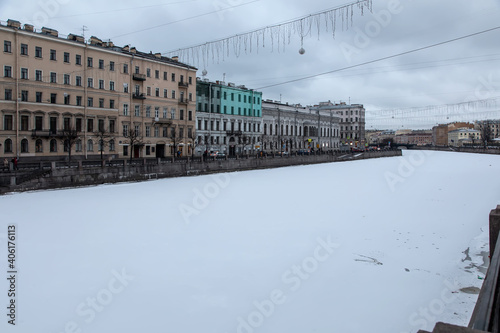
0 150 498 333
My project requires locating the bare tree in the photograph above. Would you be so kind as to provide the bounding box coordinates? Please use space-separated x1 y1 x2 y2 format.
93 128 115 161
169 126 184 159
479 121 493 148
123 128 144 162
60 126 80 165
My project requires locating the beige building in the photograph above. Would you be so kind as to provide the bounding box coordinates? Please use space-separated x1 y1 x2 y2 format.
448 128 481 147
432 122 474 146
0 19 197 161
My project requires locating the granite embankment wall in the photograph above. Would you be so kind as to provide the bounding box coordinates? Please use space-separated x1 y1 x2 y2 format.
0 150 401 194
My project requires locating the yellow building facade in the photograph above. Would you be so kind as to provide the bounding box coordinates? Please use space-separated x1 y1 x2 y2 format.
0 19 197 161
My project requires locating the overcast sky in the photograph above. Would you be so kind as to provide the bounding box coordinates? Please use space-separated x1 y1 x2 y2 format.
1 0 500 129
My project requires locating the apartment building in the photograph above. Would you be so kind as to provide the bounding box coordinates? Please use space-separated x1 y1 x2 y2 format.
262 100 340 153
195 79 262 156
0 19 196 161
309 101 366 147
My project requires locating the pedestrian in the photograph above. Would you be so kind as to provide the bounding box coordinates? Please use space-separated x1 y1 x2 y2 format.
12 157 18 170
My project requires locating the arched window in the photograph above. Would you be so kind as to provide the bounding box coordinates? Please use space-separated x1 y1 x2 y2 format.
87 139 93 152
63 139 69 152
35 139 43 152
75 139 82 152
20 139 29 153
4 139 12 153
50 139 57 152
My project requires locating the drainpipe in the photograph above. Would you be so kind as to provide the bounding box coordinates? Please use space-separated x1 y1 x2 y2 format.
14 28 19 158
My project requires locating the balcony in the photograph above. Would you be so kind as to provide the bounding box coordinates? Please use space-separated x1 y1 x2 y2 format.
31 129 62 138
179 98 189 105
152 117 172 125
132 73 146 81
178 81 189 88
226 130 243 136
133 93 146 100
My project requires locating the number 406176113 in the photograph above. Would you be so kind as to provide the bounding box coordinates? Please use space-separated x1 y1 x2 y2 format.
7 225 16 270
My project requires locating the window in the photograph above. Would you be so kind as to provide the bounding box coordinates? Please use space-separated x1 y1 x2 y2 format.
36 92 42 103
145 106 151 118
163 71 168 80
87 57 93 67
99 98 104 108
21 68 28 79
179 127 184 139
76 118 82 132
50 139 57 152
64 74 70 85
4 139 12 153
87 78 93 88
98 119 105 132
87 139 93 152
188 110 193 121
4 115 13 130
50 49 56 60
123 104 129 116
109 139 115 151
50 72 57 83
110 61 115 71
154 127 159 138
64 94 70 105
134 125 140 136
63 52 70 63
110 99 115 109
36 139 43 153
21 139 29 153
124 83 129 93
4 66 12 78
110 81 115 91
20 90 28 102
171 73 176 81
63 117 71 131
123 124 129 136
99 79 104 89
123 64 128 74
4 40 11 53
35 70 42 81
75 140 82 152
170 108 175 119
180 110 184 120
163 127 168 137
76 96 82 106
145 126 151 137
171 90 176 99
76 76 82 86
35 46 42 58
50 93 57 104
188 128 192 139
188 76 192 84
109 120 115 133
155 107 159 118
155 70 159 79
99 59 104 69
20 43 28 55
163 107 168 118
87 119 94 132
189 93 193 101
146 68 151 77
87 97 93 107
75 54 81 65
134 105 141 117
155 88 159 97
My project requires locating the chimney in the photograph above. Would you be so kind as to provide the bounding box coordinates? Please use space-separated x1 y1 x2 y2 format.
172 56 179 62
41 27 58 37
154 52 162 59
130 47 137 54
89 36 103 46
68 34 85 43
23 24 34 32
123 45 130 52
7 19 21 29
